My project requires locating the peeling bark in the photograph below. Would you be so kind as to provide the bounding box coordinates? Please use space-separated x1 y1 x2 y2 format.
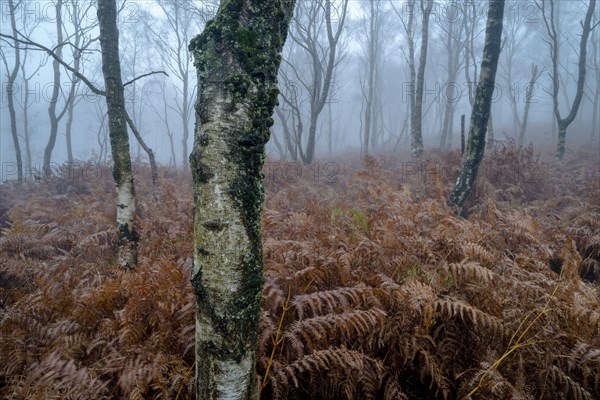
448 0 505 208
188 0 295 398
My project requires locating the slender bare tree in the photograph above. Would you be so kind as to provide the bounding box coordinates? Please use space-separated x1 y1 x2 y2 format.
1 0 23 182
14 6 47 174
359 0 384 156
43 0 67 176
539 0 597 160
518 63 543 147
411 0 433 157
590 16 600 143
448 0 506 208
63 0 97 164
438 2 465 150
97 0 138 268
282 0 348 164
147 0 213 167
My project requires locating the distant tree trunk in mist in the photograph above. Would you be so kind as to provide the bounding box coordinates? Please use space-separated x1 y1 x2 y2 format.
328 101 333 155
188 0 295 397
463 1 479 107
448 0 505 208
151 0 198 167
411 0 433 157
287 0 348 164
3 0 22 182
541 0 596 160
63 0 95 164
405 0 417 155
163 83 178 167
64 80 78 164
589 15 599 143
94 105 108 162
518 64 542 147
362 0 380 157
16 15 46 175
125 113 159 195
502 15 526 140
44 0 66 176
21 65 32 173
592 76 600 144
98 0 138 268
275 107 298 161
270 127 286 159
439 12 463 150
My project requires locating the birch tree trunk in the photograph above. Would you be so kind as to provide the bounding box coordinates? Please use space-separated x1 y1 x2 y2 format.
518 64 542 147
448 0 505 208
188 0 295 398
97 0 138 268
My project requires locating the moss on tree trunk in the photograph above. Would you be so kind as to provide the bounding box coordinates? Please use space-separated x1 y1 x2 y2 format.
188 0 295 398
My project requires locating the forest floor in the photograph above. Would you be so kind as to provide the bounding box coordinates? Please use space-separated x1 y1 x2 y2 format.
0 142 599 399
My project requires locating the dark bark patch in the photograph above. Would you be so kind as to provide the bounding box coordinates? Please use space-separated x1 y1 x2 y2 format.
118 223 139 246
191 160 215 184
199 133 209 146
202 220 229 232
197 246 211 256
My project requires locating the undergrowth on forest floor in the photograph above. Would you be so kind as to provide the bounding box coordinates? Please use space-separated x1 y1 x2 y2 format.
0 143 598 399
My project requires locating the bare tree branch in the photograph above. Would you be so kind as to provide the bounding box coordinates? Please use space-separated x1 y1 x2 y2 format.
123 70 169 87
0 32 105 95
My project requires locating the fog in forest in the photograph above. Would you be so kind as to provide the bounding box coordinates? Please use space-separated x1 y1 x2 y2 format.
1 0 598 178
2 2 600 399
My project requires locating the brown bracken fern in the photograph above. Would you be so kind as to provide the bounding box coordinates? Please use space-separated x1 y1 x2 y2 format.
1 147 599 399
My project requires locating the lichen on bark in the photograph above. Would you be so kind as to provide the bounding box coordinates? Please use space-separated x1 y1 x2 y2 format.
188 1 295 398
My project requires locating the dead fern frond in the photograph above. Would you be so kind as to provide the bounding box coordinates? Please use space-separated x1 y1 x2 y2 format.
290 286 379 320
447 262 496 285
435 298 503 334
284 308 387 357
268 348 384 400
460 361 530 400
540 365 595 400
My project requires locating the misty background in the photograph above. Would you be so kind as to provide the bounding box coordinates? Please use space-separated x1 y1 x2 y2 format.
1 0 598 181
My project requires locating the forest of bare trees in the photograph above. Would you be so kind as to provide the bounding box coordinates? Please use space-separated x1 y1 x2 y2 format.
1 0 598 173
1 0 599 399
